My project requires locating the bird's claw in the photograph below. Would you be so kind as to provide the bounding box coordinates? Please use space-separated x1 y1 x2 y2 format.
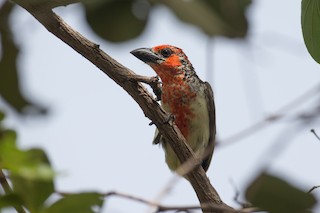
163 114 175 125
150 76 162 101
148 114 175 126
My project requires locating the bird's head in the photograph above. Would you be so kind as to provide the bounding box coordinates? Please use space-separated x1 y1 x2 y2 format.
131 45 194 83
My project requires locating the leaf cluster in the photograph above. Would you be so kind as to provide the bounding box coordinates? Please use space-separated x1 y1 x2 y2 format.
0 112 104 213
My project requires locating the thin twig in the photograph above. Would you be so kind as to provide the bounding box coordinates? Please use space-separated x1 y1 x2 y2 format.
0 169 12 194
57 190 261 213
146 150 212 212
206 37 214 84
0 169 27 213
218 83 320 147
307 185 320 193
146 175 180 213
229 179 252 208
310 129 320 141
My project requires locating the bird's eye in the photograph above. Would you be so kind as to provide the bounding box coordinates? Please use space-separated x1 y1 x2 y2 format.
160 48 173 58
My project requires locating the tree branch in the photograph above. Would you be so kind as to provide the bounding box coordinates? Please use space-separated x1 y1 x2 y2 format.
218 83 320 147
12 1 233 212
0 170 26 213
310 129 320 142
307 185 320 193
58 191 261 213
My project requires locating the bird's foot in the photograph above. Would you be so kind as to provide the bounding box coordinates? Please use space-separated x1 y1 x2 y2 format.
148 113 175 126
163 113 175 125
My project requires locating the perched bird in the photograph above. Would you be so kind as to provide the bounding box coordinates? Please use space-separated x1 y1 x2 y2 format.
131 45 216 172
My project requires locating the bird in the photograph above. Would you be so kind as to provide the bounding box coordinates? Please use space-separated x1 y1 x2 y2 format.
131 45 216 172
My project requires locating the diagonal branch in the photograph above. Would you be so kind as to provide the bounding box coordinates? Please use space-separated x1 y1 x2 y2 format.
310 129 320 142
0 170 26 213
307 185 320 193
11 1 234 212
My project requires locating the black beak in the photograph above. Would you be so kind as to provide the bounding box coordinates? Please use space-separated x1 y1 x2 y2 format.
130 48 162 64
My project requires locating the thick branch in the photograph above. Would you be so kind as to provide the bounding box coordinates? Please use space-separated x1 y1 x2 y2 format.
12 1 233 212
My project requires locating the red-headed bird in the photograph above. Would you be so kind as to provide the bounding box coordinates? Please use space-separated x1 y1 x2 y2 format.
131 45 216 172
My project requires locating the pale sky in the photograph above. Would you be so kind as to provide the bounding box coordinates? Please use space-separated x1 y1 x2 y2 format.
2 0 320 212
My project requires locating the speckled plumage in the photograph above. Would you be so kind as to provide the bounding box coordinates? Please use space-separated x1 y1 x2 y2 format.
131 45 216 172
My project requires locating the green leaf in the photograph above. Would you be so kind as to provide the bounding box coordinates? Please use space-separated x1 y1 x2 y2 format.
11 175 54 212
154 0 250 38
84 0 150 42
246 173 317 213
302 0 320 64
45 193 104 213
0 132 54 212
0 130 22 169
0 111 4 121
0 194 23 209
0 129 17 151
0 132 54 179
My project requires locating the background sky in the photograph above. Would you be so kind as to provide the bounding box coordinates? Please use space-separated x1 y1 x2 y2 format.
2 0 320 212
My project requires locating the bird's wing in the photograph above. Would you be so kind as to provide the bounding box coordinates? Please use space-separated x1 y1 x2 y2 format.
201 82 216 171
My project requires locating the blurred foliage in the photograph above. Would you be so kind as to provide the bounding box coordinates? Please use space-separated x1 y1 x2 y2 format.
0 1 47 116
83 0 251 42
154 0 250 38
84 0 150 42
301 0 320 64
45 193 104 213
0 110 104 212
246 173 317 213
0 0 250 115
